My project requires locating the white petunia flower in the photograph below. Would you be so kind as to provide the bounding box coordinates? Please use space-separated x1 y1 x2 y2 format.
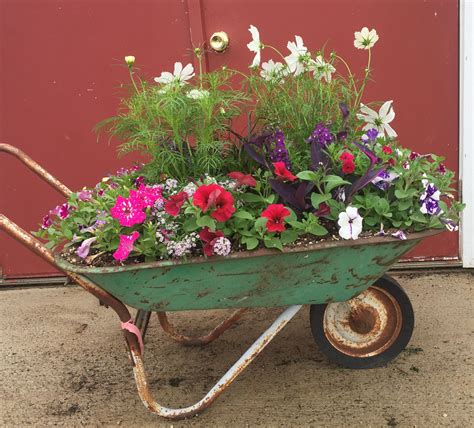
247 25 263 68
154 62 195 86
260 59 287 82
354 27 379 50
311 55 336 83
284 35 311 76
186 89 210 99
337 206 363 240
356 100 397 139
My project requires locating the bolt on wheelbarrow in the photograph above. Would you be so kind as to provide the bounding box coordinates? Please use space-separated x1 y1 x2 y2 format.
0 143 441 420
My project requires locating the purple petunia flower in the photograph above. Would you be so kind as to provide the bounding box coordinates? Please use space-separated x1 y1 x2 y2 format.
419 180 442 215
372 170 399 191
269 131 292 170
77 236 97 259
361 128 379 143
441 218 458 232
391 230 407 240
307 123 334 147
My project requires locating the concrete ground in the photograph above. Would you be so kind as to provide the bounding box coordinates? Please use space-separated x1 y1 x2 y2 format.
1 271 473 427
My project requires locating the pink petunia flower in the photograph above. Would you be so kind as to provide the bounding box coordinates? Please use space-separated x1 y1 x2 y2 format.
131 184 163 207
78 189 93 201
113 231 140 261
110 195 146 227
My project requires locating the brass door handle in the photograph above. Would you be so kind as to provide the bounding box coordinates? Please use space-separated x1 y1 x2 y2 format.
210 31 229 52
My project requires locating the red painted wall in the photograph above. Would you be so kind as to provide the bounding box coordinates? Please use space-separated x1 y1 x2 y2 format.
0 0 459 278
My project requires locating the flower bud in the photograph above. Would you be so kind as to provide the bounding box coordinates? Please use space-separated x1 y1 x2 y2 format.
124 55 135 68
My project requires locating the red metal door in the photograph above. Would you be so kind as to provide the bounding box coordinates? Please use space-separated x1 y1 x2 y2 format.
0 0 459 279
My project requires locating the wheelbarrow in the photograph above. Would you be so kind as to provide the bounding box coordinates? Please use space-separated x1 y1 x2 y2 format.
0 143 441 420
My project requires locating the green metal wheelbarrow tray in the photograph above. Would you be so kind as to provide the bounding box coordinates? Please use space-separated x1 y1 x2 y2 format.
0 143 442 420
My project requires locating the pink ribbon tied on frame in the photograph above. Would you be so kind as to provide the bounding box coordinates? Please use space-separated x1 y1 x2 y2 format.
121 319 144 355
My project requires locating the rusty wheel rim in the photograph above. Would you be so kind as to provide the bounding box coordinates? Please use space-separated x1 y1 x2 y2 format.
323 286 403 358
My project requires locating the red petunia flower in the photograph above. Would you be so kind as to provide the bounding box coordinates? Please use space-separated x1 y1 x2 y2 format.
382 145 393 155
199 227 224 256
228 171 257 188
261 204 291 233
315 202 331 217
409 151 420 160
388 158 396 166
273 162 297 182
339 151 354 162
342 160 356 174
193 184 235 222
164 191 189 217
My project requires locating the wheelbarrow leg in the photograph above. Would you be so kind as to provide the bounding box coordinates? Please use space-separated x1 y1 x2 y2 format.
129 305 302 420
135 310 151 341
156 308 247 346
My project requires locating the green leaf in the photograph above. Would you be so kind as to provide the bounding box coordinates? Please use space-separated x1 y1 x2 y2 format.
324 175 351 192
265 194 276 204
410 211 428 224
288 220 305 230
438 200 449 214
280 229 299 244
254 217 268 234
183 217 199 232
234 210 254 220
297 170 318 182
307 223 328 236
397 199 412 211
264 237 283 251
311 193 332 209
196 215 216 230
242 237 259 250
240 193 263 203
364 216 378 226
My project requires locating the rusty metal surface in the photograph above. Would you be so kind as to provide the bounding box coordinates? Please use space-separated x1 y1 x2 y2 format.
157 309 247 346
131 305 302 420
53 230 440 312
323 286 403 358
0 143 72 198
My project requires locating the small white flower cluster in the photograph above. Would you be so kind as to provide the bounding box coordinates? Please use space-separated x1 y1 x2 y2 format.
166 233 198 258
156 229 174 243
218 178 238 191
203 174 218 184
181 182 198 198
164 178 179 193
212 237 232 256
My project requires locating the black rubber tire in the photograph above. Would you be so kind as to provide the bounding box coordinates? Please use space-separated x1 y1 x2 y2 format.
310 274 414 369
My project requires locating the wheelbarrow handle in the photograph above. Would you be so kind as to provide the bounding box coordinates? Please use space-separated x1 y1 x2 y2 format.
0 143 143 355
0 143 72 198
0 214 141 350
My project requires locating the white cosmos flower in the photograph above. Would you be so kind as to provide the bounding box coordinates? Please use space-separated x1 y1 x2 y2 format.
186 89 210 99
247 25 263 68
354 27 379 50
260 59 287 82
356 101 397 139
284 35 311 76
338 206 363 240
311 55 336 83
154 62 195 86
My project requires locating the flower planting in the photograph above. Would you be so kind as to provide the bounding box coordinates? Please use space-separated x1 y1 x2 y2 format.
35 26 463 266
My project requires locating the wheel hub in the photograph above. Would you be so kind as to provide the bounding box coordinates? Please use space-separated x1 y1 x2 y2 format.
323 286 403 358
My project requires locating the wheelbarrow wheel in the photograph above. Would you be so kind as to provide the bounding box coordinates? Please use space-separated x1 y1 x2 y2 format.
310 274 414 369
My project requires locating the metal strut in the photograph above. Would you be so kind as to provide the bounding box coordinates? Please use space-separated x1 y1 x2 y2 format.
157 309 248 346
131 305 302 420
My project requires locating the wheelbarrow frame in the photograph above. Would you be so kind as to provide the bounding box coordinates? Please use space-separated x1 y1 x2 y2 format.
0 143 439 420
